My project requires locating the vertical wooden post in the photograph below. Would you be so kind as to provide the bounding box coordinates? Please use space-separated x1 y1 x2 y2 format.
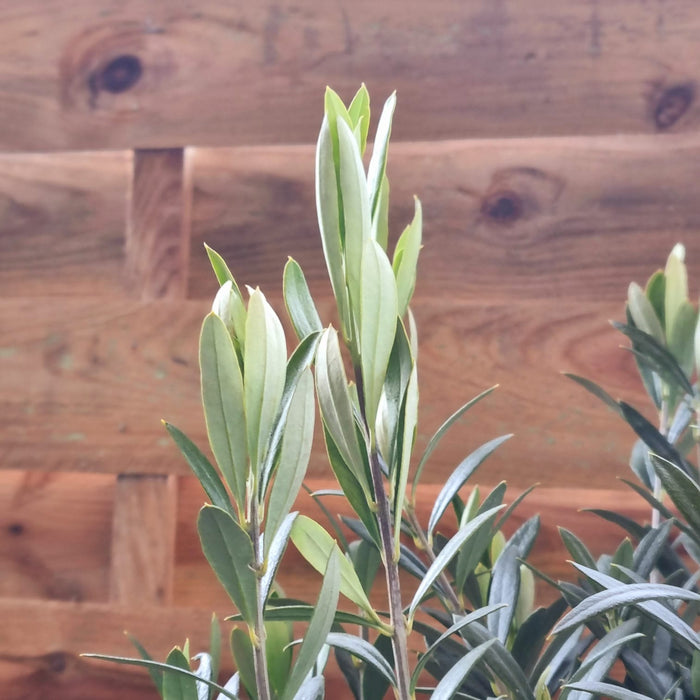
110 148 192 605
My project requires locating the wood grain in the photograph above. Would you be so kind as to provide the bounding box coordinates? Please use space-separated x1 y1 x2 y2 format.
1 1 700 150
0 150 129 297
109 474 177 605
188 133 700 303
125 149 191 300
0 295 663 488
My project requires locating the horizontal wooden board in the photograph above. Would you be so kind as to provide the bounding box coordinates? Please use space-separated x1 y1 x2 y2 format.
0 151 129 297
5 134 700 301
2 1 700 150
0 295 654 487
188 133 700 303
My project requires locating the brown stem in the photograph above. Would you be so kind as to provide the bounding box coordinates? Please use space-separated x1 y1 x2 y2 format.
355 369 413 699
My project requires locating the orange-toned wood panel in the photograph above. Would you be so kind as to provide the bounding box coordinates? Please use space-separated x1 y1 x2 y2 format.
0 151 129 297
0 296 652 486
1 1 699 150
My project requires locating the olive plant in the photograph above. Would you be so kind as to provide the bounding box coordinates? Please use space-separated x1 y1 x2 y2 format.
553 245 700 699
86 87 579 699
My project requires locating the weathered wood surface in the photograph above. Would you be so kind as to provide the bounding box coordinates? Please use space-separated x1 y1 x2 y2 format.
0 474 649 697
188 134 700 303
0 472 649 607
1 1 700 151
0 295 654 487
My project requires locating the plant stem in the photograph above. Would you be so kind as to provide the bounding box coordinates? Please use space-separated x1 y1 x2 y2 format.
250 498 272 700
355 369 413 700
368 448 414 700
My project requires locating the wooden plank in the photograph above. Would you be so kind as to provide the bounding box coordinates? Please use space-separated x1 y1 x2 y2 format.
1 1 700 150
188 133 700 302
125 149 191 300
0 296 671 487
0 470 651 608
109 474 177 605
0 151 129 297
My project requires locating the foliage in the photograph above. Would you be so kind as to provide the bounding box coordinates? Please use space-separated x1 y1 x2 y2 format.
559 245 700 699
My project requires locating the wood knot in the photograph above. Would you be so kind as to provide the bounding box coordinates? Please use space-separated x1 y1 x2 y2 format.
481 190 524 224
44 651 68 675
6 522 24 536
653 83 694 131
89 54 143 96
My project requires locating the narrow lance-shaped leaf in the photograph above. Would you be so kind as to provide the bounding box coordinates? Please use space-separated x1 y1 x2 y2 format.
360 238 399 433
367 92 397 219
372 174 390 251
393 197 422 317
82 654 239 700
325 633 396 688
283 258 323 342
667 300 697 378
316 115 351 339
411 385 499 495
428 434 513 541
199 313 247 510
627 282 665 345
664 242 688 337
651 454 700 536
430 639 498 700
260 512 298 605
163 422 235 520
290 515 382 624
281 549 341 700
244 288 286 476
393 363 418 561
408 506 504 622
315 328 369 494
347 83 370 155
265 369 315 550
197 505 257 626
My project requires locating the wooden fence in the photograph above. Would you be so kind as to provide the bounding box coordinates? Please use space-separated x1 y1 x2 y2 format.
1 1 700 697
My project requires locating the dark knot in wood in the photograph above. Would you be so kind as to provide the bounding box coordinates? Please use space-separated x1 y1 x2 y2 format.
45 651 68 674
480 189 524 224
7 522 24 536
654 83 694 131
89 54 143 98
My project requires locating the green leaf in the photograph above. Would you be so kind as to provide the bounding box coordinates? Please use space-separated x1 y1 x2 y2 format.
558 528 597 570
428 435 512 540
410 605 505 692
360 238 399 432
163 422 234 519
338 116 372 317
281 549 341 700
265 618 293 696
347 84 370 155
668 300 698 377
283 258 323 342
613 321 694 395
244 288 286 476
563 373 623 416
392 197 422 317
393 363 418 560
627 281 665 344
208 615 221 700
230 627 256 700
367 92 396 219
125 632 163 694
260 512 297 605
205 244 242 297
315 329 369 491
200 312 247 509
348 539 382 595
82 654 239 700
316 115 351 339
372 174 390 251
411 385 498 494
197 505 257 626
430 639 497 700
290 515 380 622
408 506 504 622
265 369 315 548
553 564 700 648
664 242 688 336
564 682 654 700
326 633 396 687
692 649 700 697
652 454 700 536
